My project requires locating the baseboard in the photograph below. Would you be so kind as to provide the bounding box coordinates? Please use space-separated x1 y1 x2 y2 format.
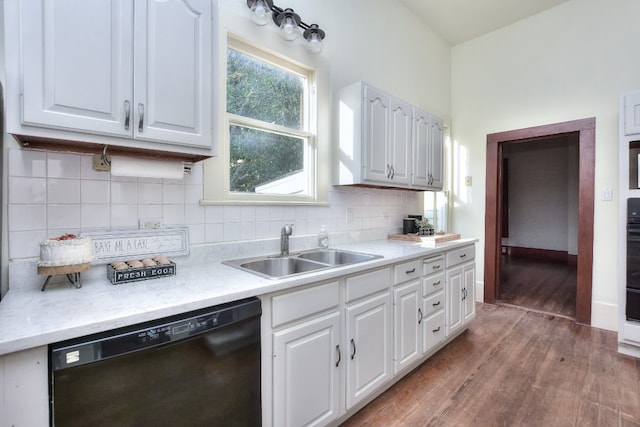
502 246 576 264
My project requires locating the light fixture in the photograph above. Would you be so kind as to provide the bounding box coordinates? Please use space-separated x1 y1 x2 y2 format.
274 8 301 41
246 0 326 53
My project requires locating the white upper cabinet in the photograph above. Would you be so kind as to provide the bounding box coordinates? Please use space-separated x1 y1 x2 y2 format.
4 0 214 158
362 86 391 183
21 0 133 136
335 81 443 191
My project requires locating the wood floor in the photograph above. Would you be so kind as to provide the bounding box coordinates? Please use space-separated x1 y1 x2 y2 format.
498 255 577 319
341 303 640 427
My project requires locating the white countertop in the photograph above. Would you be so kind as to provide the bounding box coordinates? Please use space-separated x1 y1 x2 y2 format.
0 238 477 356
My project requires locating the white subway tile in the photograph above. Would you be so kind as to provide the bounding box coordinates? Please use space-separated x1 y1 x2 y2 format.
111 205 138 228
81 204 111 229
48 178 81 204
9 205 46 232
47 204 80 230
9 177 46 204
184 184 203 204
162 204 185 226
111 181 138 204
9 230 46 259
205 223 224 242
138 182 163 204
47 152 81 179
162 183 185 204
81 180 110 204
8 149 47 177
185 205 205 225
138 204 163 219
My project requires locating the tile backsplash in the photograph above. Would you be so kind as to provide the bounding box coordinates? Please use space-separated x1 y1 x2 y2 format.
8 148 418 262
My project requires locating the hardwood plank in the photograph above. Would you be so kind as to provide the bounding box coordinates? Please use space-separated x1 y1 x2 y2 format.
340 304 640 427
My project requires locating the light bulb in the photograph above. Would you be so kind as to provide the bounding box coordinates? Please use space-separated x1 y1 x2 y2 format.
280 16 299 41
250 0 269 26
307 32 323 53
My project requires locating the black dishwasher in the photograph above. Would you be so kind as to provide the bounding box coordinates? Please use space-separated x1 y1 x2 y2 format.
49 297 261 427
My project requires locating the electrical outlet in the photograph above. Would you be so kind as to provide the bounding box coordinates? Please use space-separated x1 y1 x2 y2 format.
465 176 473 186
139 218 164 229
92 153 110 172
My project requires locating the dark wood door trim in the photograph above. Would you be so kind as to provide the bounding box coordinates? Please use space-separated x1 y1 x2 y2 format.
484 117 595 325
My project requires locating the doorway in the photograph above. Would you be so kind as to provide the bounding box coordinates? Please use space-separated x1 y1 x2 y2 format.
483 118 595 325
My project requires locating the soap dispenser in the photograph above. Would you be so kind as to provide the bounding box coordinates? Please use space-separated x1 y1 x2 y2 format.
318 225 329 248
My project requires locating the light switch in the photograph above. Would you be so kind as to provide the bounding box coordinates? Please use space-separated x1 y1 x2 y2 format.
602 188 613 201
465 176 472 186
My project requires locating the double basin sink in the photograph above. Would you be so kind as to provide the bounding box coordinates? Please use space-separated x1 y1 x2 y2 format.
224 249 382 279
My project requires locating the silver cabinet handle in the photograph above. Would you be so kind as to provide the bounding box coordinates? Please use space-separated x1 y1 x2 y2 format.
138 103 145 132
406 268 416 274
390 165 395 179
460 253 467 259
124 100 130 130
418 308 423 324
386 164 392 179
433 265 441 269
432 300 441 307
336 345 341 367
350 339 356 360
433 280 441 286
432 326 441 333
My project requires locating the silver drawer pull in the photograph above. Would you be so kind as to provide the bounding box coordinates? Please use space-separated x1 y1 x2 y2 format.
433 265 440 269
432 300 441 307
433 280 441 286
460 253 467 258
124 100 130 130
138 103 145 132
406 268 416 274
432 326 441 333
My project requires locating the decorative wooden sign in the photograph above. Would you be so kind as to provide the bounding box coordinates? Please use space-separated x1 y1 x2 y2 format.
82 228 190 264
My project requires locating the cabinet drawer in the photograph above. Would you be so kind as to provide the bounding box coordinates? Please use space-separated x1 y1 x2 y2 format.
446 245 475 268
346 268 390 303
393 259 422 285
423 311 445 354
422 255 444 276
423 291 444 317
422 272 445 296
272 281 340 328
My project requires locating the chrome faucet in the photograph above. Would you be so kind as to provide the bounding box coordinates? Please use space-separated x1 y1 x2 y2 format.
280 224 293 256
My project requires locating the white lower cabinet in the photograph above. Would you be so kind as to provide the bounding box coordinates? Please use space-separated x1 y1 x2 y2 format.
345 291 393 409
445 245 476 337
273 312 341 427
264 244 476 426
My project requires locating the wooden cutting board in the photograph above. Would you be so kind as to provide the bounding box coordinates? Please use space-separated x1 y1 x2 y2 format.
388 233 461 246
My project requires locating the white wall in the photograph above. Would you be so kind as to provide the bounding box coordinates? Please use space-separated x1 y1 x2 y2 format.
1 0 452 293
502 138 577 253
451 0 640 330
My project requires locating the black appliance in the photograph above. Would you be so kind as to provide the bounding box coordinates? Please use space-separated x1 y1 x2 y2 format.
627 199 640 321
49 297 262 427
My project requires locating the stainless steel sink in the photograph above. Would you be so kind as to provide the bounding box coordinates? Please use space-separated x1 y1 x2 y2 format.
238 257 328 279
224 249 381 279
297 249 379 266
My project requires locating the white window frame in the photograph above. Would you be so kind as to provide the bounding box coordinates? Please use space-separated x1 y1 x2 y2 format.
203 5 329 206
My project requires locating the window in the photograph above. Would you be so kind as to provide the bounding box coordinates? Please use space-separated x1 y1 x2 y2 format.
203 34 329 205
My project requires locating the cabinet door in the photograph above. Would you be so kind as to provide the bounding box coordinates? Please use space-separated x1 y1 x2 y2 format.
393 281 421 374
429 116 444 189
133 0 212 147
21 0 133 136
412 109 430 188
462 262 476 323
363 86 390 183
273 312 341 427
445 266 463 337
625 91 640 135
388 98 412 185
345 291 392 410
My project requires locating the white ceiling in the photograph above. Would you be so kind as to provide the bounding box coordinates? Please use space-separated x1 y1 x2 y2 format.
398 0 570 45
